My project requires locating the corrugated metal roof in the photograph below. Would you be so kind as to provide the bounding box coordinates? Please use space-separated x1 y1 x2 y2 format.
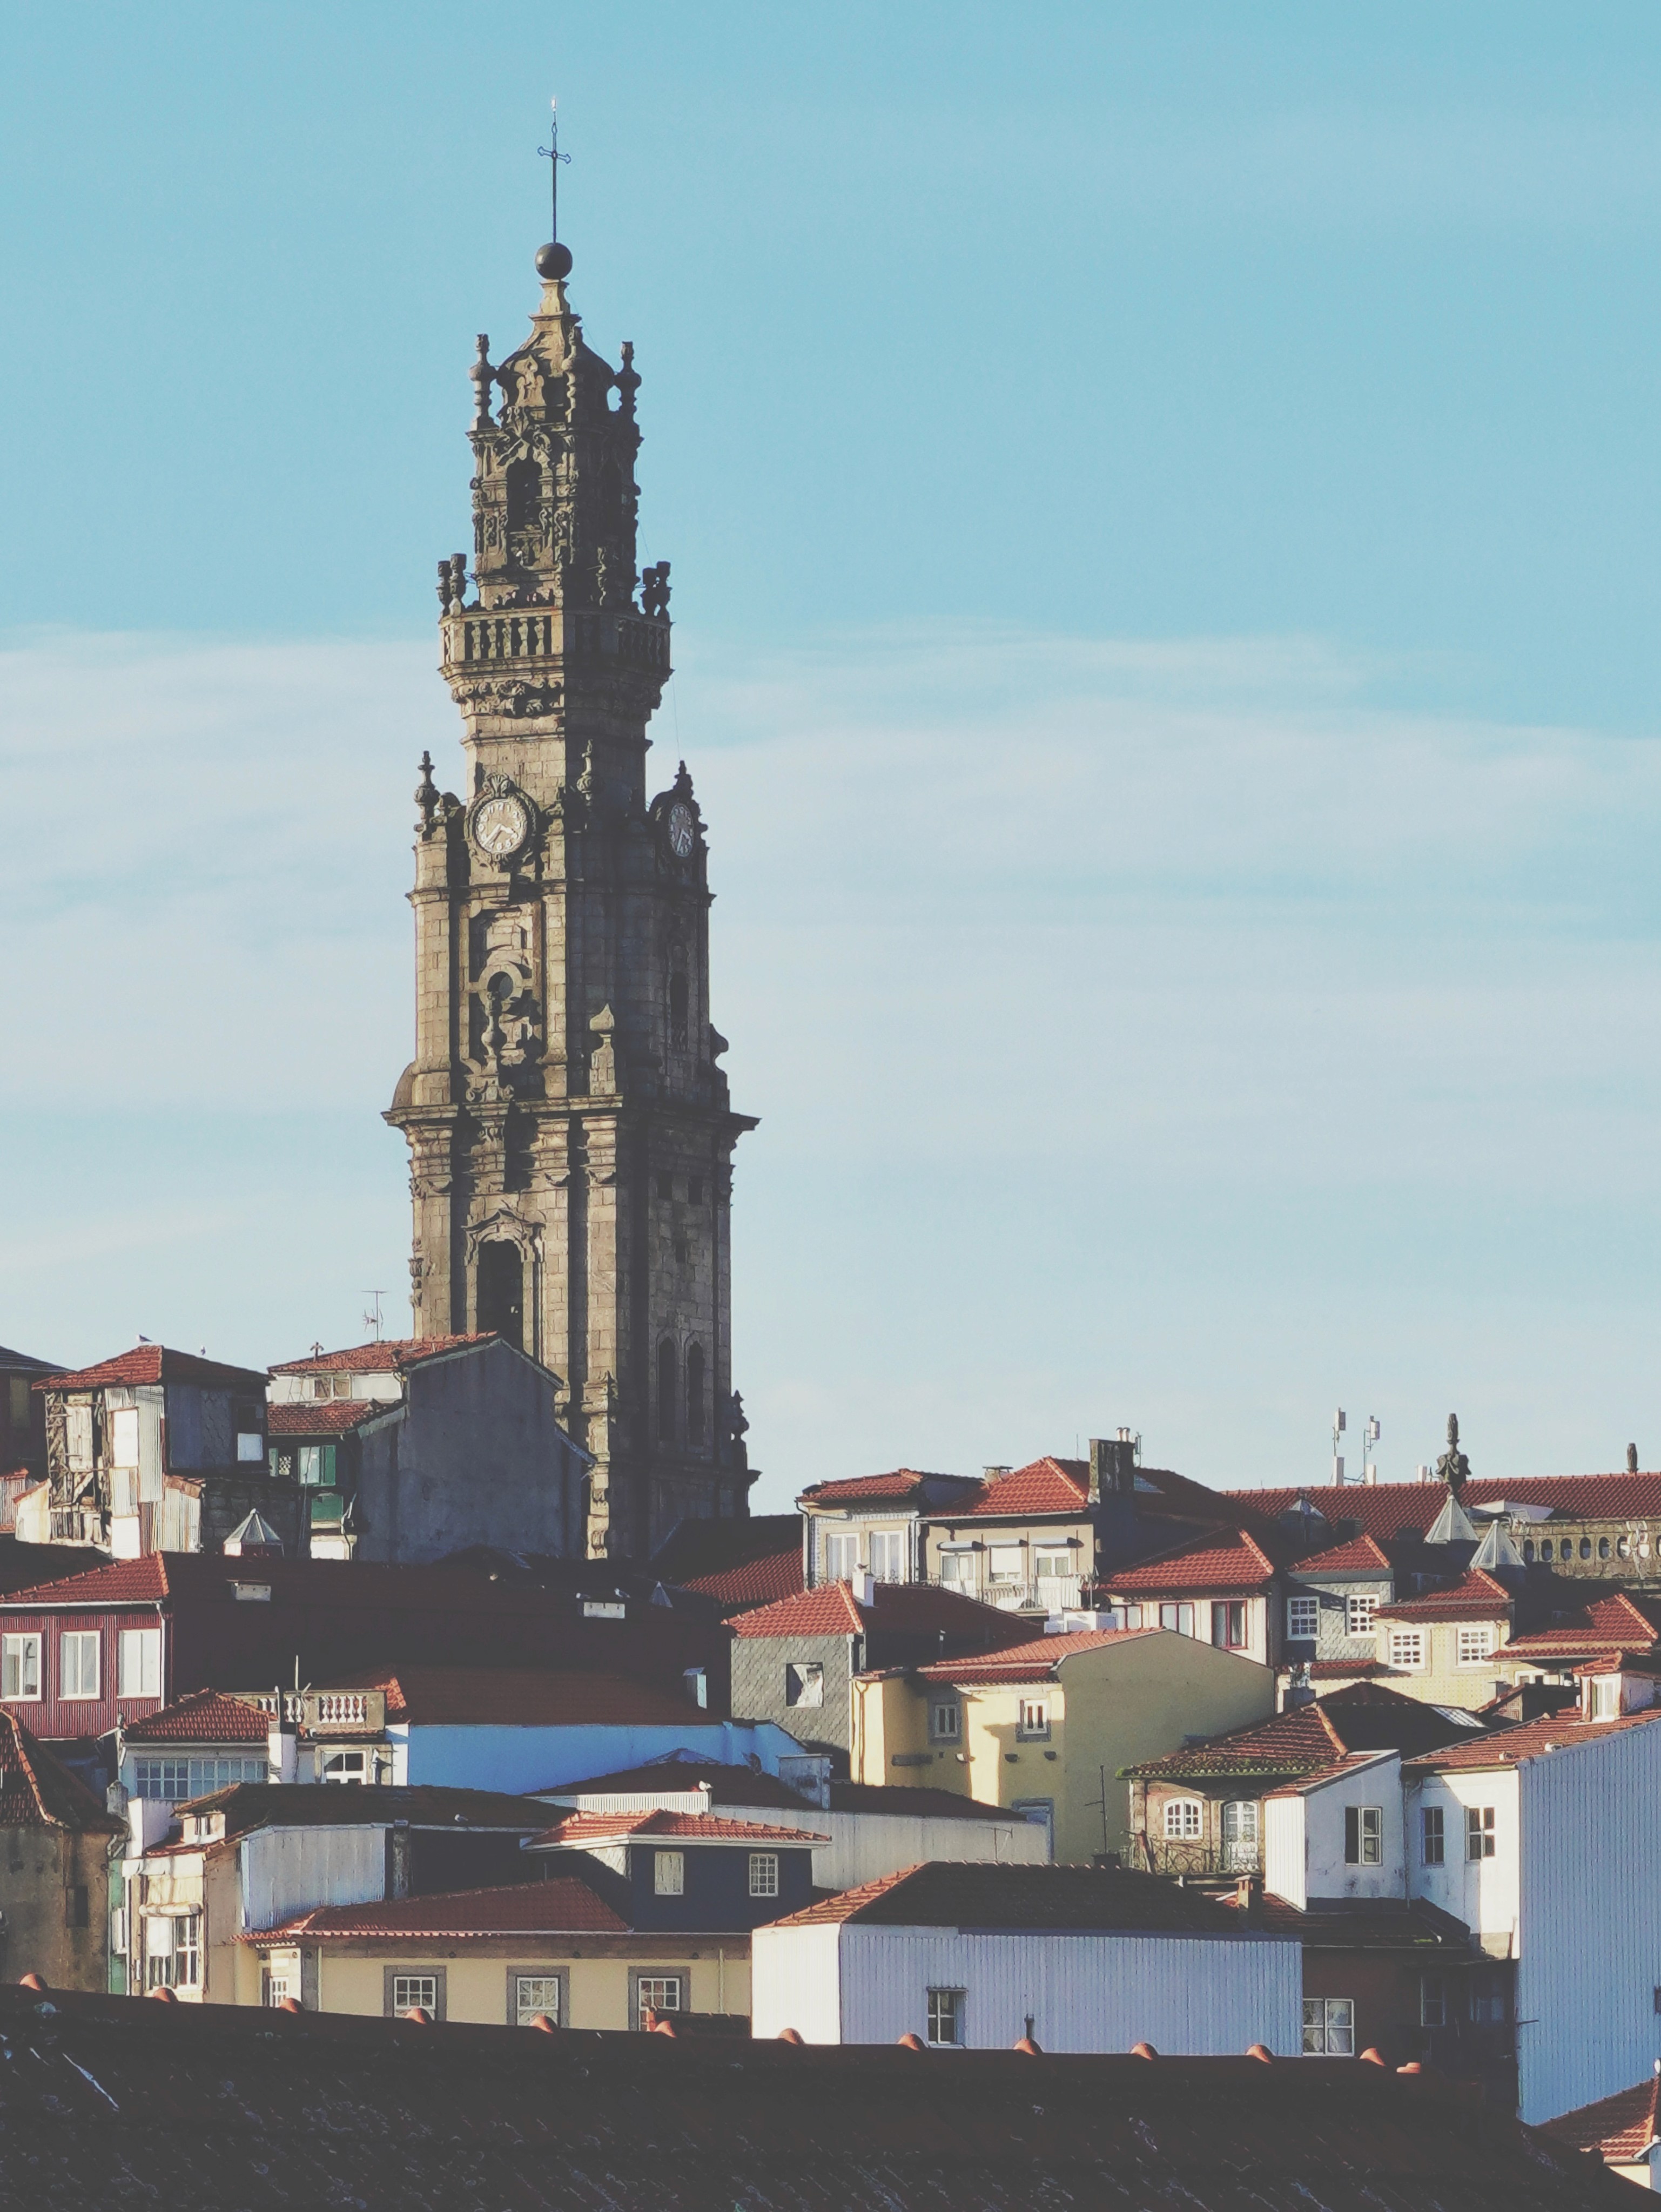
0 1981 1633 2211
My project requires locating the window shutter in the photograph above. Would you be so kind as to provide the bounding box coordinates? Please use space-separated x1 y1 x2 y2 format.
1344 1805 1360 1863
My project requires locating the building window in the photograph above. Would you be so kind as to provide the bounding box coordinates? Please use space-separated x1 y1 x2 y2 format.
262 1971 293 2007
59 1631 99 1701
392 1974 438 2015
926 1987 965 2047
784 1662 823 1709
1540 1540 1554 1561
1589 1675 1620 1720
1303 1997 1355 2054
118 1628 162 1698
110 1406 140 1468
1164 1798 1203 1840
635 1974 683 2028
1347 1594 1377 1637
1221 1798 1260 1870
1465 1805 1496 1860
749 1853 779 1899
930 1702 961 1742
1 1633 41 1701
133 1755 266 1801
1016 1698 1050 1740
298 1444 337 1488
1456 1626 1496 1668
1035 1548 1072 1584
321 1749 369 1785
1211 1601 1247 1650
1469 1970 1508 2024
1388 1631 1424 1672
1522 1540 1536 1563
1420 1975 1447 2029
1286 1596 1320 1640
1421 1805 1444 1865
1344 1805 1383 1866
824 1532 859 1581
67 1885 89 1928
145 1914 201 1990
987 1545 1024 1585
656 1338 677 1445
938 1549 974 1589
1158 1601 1196 1635
685 1344 706 1448
515 1974 562 2027
869 1529 906 1582
1599 1536 1612 1560
1579 1537 1592 1560
654 1851 685 1897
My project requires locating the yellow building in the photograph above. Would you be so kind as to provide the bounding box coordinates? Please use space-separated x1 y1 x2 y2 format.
849 1624 1273 1865
243 1878 750 2029
1301 1569 1517 1710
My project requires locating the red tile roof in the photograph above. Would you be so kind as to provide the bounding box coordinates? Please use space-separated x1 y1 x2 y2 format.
1540 2077 1661 2164
1375 1568 1513 1622
36 1345 268 1393
0 1710 123 1833
770 1860 1252 1931
1230 1473 1661 1537
914 1626 1160 1685
1406 1707 1661 1773
1 1553 174 1606
650 1515 803 1612
729 1580 1031 1644
1125 1683 1480 1779
1105 1527 1280 1596
530 1808 829 1847
0 1542 105 1594
269 1335 495 1377
799 1469 972 1508
961 1456 1087 1518
122 1690 269 1745
1308 1658 1383 1678
251 1877 627 1943
1499 1590 1661 1658
335 1665 703 1728
1292 1535 1395 1576
267 1400 386 1437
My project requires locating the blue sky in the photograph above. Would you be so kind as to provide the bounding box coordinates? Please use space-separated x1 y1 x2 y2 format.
5 5 1661 1503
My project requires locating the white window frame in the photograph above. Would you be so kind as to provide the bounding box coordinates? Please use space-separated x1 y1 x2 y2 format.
1346 1593 1378 1637
1345 1804 1383 1867
868 1529 907 1582
930 1701 961 1742
1286 1595 1320 1640
392 1973 438 2015
784 1662 823 1709
823 1531 859 1581
2 1633 42 1701
937 1549 975 1589
1465 1805 1496 1861
1034 1547 1072 1582
1164 1797 1203 1840
59 1630 99 1701
635 1973 683 2028
1302 1997 1355 2055
515 1973 562 2027
926 1986 965 2046
118 1627 163 1698
1388 1630 1425 1673
986 1544 1025 1585
1456 1625 1496 1669
748 1852 779 1899
1016 1696 1050 1741
654 1850 685 1897
321 1749 369 1785
1421 1804 1444 1865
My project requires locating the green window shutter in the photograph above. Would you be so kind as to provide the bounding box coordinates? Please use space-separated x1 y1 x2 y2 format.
321 1444 337 1488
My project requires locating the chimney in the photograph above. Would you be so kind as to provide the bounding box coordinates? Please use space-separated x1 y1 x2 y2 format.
1234 1872 1263 1921
267 1690 297 1785
1088 1435 1137 1503
854 1568 875 1607
1629 1444 1640 1475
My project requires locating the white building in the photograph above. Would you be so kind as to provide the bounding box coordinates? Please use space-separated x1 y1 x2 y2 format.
751 1861 1301 2052
1256 1676 1661 2123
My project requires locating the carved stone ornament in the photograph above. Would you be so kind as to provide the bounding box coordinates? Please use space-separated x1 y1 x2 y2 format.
466 773 536 866
452 676 564 718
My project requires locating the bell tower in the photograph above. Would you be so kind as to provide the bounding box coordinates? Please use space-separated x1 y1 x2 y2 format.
386 227 758 1557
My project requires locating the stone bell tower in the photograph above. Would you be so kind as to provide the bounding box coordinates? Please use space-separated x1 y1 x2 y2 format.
385 232 758 1559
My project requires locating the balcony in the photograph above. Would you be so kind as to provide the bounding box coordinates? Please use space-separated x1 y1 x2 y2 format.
1141 1838 1263 1878
940 1576 1085 1613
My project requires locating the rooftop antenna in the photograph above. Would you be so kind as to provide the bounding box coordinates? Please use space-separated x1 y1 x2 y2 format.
1362 1415 1381 1487
361 1292 386 1344
535 97 574 280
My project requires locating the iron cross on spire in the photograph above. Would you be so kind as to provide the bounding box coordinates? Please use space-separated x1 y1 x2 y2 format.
537 97 570 244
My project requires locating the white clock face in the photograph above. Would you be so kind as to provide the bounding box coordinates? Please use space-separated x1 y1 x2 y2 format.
666 800 696 859
474 794 529 858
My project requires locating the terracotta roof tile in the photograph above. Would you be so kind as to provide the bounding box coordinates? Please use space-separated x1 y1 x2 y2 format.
1292 1535 1395 1576
0 1710 123 1833
961 1457 1088 1518
914 1626 1161 1685
269 1335 495 1377
252 1877 627 1943
1 1554 172 1606
36 1345 267 1393
1499 1590 1661 1658
730 1581 1031 1644
770 1860 1251 1931
1229 1473 1661 1537
1375 1568 1514 1622
800 1469 972 1507
1541 2078 1661 2163
1125 1682 1477 1779
1307 1657 1384 1678
530 1808 829 1847
1406 1707 1661 1773
651 1517 804 1612
1105 1527 1280 1596
122 1690 270 1745
267 1400 387 1436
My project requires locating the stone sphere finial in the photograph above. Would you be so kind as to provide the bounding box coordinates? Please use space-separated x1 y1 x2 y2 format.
535 240 573 280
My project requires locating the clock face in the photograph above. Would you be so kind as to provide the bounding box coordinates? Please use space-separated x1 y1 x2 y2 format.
666 800 696 859
473 793 530 859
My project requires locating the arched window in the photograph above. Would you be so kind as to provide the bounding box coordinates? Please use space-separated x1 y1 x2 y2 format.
685 1344 705 1447
476 1242 524 1352
1163 1798 1203 1840
656 1338 677 1444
